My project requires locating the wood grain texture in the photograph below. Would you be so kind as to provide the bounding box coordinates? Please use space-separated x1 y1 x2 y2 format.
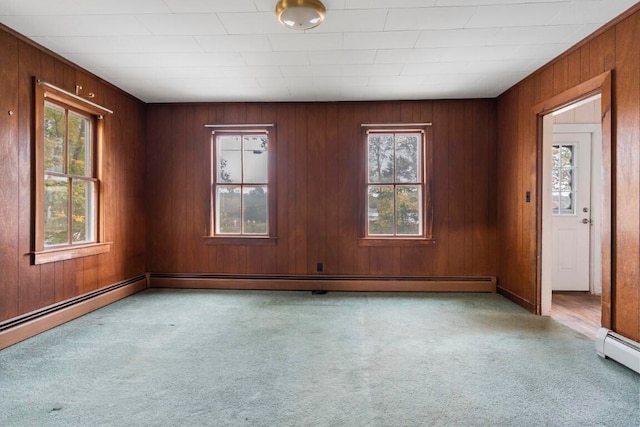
146 100 498 280
613 12 640 340
0 27 146 324
550 292 601 339
149 275 496 293
0 29 20 322
497 8 640 341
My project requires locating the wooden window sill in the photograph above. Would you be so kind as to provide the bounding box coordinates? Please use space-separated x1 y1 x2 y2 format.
359 238 436 247
203 236 278 246
32 242 112 265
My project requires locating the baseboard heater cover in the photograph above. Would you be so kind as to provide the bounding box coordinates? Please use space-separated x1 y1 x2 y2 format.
595 328 640 374
0 275 147 350
149 274 496 293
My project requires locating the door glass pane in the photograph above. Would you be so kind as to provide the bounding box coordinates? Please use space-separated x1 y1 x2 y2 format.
44 175 69 246
396 186 421 235
368 134 394 183
368 186 394 235
559 146 573 167
216 186 241 233
395 133 420 183
559 191 573 214
243 135 268 183
72 180 95 243
559 169 573 191
44 102 65 173
243 186 268 234
217 136 242 183
551 144 576 216
68 111 91 177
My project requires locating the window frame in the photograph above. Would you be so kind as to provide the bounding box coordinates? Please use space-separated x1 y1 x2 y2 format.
360 124 433 246
32 79 111 265
551 143 577 216
205 125 277 245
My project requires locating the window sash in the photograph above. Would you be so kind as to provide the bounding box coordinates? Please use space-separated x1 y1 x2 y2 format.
213 132 270 236
42 99 98 248
366 131 425 238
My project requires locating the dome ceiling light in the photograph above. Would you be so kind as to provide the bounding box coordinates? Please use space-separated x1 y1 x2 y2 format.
275 0 326 31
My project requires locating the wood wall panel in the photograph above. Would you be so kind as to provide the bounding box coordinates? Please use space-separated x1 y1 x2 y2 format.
17 40 42 315
613 12 640 340
0 29 20 321
496 7 640 340
146 100 498 279
0 26 146 324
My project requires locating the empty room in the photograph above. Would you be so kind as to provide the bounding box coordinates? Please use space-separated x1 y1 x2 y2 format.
0 1 639 426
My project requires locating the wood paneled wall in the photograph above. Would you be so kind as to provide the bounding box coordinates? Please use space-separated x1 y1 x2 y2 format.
146 100 497 278
0 26 147 324
496 7 640 341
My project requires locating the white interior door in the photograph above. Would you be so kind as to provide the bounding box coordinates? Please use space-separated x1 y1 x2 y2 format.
551 133 592 291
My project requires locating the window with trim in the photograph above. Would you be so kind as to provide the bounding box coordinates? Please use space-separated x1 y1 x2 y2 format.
363 125 432 240
209 126 276 242
33 79 111 265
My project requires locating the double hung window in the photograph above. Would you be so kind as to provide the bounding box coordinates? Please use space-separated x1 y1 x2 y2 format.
33 80 111 264
209 126 276 242
364 125 432 241
43 101 97 246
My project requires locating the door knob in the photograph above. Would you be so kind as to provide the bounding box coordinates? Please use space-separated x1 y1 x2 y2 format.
581 218 591 224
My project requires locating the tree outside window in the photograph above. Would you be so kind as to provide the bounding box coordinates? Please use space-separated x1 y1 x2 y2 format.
214 133 269 236
43 101 96 246
366 131 424 237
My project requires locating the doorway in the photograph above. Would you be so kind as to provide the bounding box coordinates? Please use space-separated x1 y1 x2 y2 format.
541 95 603 338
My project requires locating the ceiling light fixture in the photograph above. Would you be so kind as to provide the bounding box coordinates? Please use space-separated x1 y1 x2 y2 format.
275 0 326 31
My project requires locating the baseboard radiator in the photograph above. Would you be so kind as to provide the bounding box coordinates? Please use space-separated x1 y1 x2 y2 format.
595 328 640 374
0 275 148 350
149 273 497 293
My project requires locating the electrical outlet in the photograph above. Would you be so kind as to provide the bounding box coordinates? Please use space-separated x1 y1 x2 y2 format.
316 262 323 273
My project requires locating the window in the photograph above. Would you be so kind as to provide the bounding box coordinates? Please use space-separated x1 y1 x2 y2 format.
363 125 432 242
43 102 96 245
208 126 276 243
33 80 111 264
551 144 576 215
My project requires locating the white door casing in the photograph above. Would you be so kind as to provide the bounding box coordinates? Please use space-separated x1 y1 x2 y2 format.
550 133 592 291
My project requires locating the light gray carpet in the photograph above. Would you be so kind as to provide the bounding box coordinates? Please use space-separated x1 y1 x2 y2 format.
0 289 638 426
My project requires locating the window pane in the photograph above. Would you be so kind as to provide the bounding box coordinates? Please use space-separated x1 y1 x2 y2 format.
44 175 69 246
559 191 573 214
396 186 421 235
560 146 573 167
368 186 394 235
552 192 561 214
243 186 268 234
368 134 394 183
44 102 65 173
72 180 95 243
217 136 242 183
395 133 420 183
243 135 268 183
68 111 91 177
559 169 573 191
216 186 241 234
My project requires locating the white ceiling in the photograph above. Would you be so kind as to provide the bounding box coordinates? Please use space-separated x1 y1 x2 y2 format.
0 0 636 103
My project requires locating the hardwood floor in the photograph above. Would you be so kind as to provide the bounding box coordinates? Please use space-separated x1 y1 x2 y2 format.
550 292 601 339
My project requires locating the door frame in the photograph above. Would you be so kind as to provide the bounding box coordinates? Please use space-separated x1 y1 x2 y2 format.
544 129 595 300
533 70 613 328
552 125 603 296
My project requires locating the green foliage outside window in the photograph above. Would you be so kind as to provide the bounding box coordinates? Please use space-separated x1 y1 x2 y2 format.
367 132 422 236
215 134 269 235
43 102 94 246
